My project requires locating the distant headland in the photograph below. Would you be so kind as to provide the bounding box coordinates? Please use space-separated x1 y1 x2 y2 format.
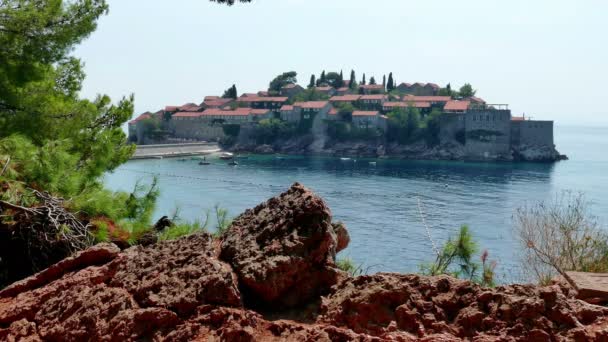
129 71 566 162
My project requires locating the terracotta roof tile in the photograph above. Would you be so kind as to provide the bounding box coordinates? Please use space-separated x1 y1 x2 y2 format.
293 101 329 109
238 96 288 103
383 101 431 109
280 105 294 111
402 95 451 102
360 94 388 101
443 100 471 112
330 95 361 102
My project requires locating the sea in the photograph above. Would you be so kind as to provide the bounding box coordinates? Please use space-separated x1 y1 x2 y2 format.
104 125 608 283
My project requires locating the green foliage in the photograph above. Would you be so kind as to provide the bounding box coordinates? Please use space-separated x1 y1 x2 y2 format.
318 70 326 86
387 72 395 91
269 71 297 92
222 124 241 137
438 83 457 98
386 106 422 144
324 71 342 88
361 73 366 85
213 205 232 237
459 83 476 98
336 257 363 277
222 84 237 99
159 219 208 241
349 70 356 89
420 225 496 287
253 118 295 144
308 74 316 88
326 121 381 142
369 76 377 85
423 109 443 146
291 88 330 103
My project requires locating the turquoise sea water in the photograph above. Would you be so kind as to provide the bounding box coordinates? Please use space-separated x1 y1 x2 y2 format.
105 125 608 283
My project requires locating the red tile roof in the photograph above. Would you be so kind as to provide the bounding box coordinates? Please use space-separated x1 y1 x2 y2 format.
383 101 431 109
204 96 220 101
242 93 258 97
397 83 412 88
238 96 288 103
294 101 329 109
202 108 252 116
511 116 525 121
443 100 471 112
315 86 333 92
329 108 339 115
402 95 451 102
257 91 270 97
203 98 233 108
250 109 271 115
426 83 440 89
128 113 152 124
165 106 179 112
468 96 486 104
172 112 204 118
280 105 294 111
330 95 361 102
352 110 379 116
360 94 388 101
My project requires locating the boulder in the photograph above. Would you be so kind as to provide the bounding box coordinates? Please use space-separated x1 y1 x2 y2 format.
220 182 347 309
318 273 608 340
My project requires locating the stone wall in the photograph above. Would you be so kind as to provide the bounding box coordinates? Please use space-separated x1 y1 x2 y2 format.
439 113 465 143
464 109 512 160
511 120 554 147
172 118 226 141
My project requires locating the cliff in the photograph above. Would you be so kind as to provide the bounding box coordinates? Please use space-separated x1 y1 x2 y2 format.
230 136 566 162
1 184 601 341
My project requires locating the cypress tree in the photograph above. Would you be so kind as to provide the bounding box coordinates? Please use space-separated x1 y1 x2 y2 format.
320 70 326 85
339 70 344 87
382 75 386 88
369 76 376 85
362 73 366 85
231 84 237 99
309 74 316 88
387 73 394 91
349 70 356 88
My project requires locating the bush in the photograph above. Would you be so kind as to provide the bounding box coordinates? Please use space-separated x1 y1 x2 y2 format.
515 191 608 284
336 257 363 277
420 225 496 287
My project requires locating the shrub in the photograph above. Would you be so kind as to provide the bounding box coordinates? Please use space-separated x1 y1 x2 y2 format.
420 225 496 287
336 257 363 277
514 191 608 285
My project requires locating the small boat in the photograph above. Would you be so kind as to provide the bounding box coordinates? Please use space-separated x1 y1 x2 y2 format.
199 161 211 165
178 158 188 162
219 152 234 160
340 157 352 162
228 161 239 166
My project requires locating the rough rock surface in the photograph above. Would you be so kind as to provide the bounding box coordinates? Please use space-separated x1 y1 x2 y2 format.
220 182 347 309
319 273 608 341
1 183 606 341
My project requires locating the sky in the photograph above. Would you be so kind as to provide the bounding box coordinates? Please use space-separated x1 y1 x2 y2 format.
74 0 608 126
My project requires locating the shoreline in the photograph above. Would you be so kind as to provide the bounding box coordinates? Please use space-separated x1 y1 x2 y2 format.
131 142 222 160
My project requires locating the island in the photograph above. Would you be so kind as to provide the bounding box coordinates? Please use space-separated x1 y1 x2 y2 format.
129 71 566 162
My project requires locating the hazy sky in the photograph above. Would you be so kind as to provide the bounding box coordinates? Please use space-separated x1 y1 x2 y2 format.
74 0 607 126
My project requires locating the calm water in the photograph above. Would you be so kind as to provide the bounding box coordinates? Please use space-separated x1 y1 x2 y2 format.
105 125 608 282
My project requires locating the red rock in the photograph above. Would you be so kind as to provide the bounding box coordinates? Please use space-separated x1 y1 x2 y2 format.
220 183 347 309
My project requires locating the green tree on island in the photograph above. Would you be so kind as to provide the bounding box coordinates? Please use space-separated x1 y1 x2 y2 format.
387 72 395 91
349 70 356 89
459 83 477 98
361 73 366 85
222 84 238 99
269 71 297 92
369 76 377 85
308 74 316 88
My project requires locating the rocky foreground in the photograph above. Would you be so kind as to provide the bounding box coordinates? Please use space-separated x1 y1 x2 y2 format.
0 184 604 341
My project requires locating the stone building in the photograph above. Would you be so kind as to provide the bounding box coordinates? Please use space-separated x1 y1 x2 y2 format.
439 103 555 160
280 84 305 99
395 82 440 96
